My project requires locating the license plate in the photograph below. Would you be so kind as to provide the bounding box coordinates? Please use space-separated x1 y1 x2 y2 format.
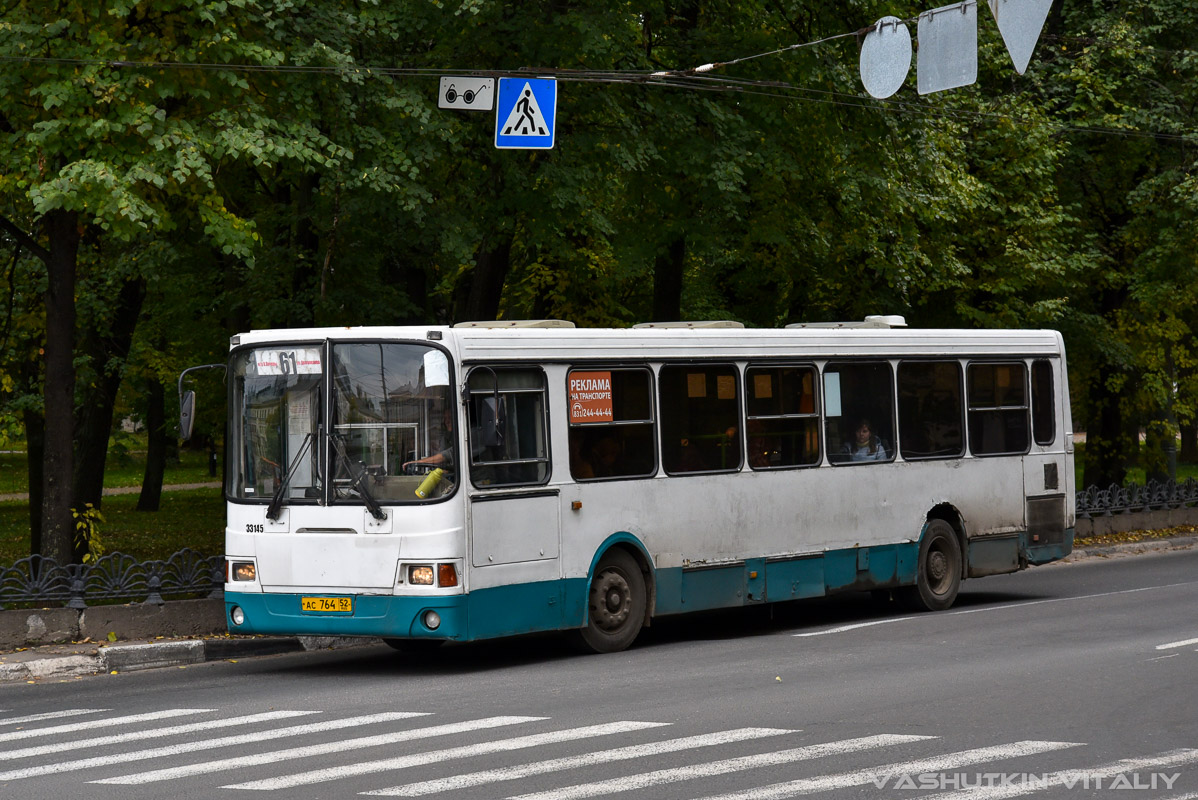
301 596 353 613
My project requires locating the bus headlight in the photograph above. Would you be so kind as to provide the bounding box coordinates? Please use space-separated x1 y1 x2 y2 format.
408 565 434 585
231 561 256 581
423 610 441 630
230 606 245 626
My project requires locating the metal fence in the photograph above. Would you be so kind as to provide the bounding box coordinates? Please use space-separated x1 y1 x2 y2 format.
1075 478 1198 519
2 480 1194 607
0 548 223 610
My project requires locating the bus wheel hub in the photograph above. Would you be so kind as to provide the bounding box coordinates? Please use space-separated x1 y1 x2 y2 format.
592 570 630 629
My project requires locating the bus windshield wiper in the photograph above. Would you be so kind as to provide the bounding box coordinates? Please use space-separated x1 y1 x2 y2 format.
266 432 314 522
328 433 387 521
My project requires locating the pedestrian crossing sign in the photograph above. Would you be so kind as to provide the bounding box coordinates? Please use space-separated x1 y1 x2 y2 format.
494 77 557 150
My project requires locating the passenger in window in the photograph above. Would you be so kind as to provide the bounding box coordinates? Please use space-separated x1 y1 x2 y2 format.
843 418 888 462
589 435 622 478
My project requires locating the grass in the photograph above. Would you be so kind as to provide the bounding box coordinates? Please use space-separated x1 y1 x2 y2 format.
0 488 224 565
0 439 224 566
0 443 215 496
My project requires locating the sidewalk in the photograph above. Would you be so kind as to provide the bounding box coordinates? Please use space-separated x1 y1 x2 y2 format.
2 534 1195 683
0 481 221 503
0 635 372 683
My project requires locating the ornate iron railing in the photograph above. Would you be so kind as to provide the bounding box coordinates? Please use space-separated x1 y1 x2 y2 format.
0 548 223 609
1075 478 1198 519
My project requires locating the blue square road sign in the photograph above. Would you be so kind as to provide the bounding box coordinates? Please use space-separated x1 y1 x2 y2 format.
495 78 557 150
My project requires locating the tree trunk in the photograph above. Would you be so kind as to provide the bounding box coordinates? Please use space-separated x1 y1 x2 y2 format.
41 209 80 563
455 236 513 323
1180 422 1198 464
652 235 685 322
137 377 166 511
72 276 147 511
1081 361 1130 489
23 409 44 555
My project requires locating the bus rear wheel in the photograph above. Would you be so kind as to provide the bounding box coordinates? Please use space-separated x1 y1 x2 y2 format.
902 519 962 612
572 549 646 654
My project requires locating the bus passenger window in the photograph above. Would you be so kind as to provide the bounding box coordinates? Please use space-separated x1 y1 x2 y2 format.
967 363 1030 456
897 361 964 460
660 365 741 474
1031 360 1055 446
745 366 820 469
567 368 656 481
466 368 550 487
823 362 895 465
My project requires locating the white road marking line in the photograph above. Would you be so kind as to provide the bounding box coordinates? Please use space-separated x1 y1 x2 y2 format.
794 620 910 637
508 734 935 800
690 739 1082 800
0 709 109 727
920 748 1198 800
0 708 210 743
224 720 669 791
365 727 796 797
1156 637 1198 650
0 710 315 761
796 583 1195 638
104 715 548 786
0 712 426 782
1148 654 1180 662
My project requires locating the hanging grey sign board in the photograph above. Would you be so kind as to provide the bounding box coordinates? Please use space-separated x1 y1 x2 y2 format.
859 16 912 99
917 2 978 95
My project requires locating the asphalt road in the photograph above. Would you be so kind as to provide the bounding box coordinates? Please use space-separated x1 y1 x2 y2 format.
2 549 1196 800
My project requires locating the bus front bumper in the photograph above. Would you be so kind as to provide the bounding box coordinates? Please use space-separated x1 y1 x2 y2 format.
224 591 467 641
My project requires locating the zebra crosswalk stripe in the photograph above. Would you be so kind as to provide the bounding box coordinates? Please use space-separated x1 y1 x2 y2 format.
0 709 109 727
100 716 548 786
690 739 1083 800
924 748 1198 800
0 708 210 743
0 710 315 761
508 734 936 800
0 712 427 782
365 727 798 797
223 720 671 791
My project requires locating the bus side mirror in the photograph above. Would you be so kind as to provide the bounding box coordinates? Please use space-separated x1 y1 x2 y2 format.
180 390 196 441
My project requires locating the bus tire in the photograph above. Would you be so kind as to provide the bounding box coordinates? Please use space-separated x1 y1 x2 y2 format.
571 549 646 654
903 519 962 612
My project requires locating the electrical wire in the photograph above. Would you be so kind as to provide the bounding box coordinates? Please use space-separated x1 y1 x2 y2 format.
0 7 1193 148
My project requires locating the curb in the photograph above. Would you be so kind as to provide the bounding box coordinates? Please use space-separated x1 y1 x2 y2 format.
1068 534 1198 561
0 637 310 683
3 537 1194 683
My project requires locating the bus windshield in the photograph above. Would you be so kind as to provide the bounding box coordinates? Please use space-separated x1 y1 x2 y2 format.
228 342 457 505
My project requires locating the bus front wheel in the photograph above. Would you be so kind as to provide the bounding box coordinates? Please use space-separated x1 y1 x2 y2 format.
903 519 962 612
572 549 646 654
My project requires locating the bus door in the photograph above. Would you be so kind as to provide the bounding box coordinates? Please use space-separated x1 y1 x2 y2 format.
464 367 563 635
1023 359 1068 551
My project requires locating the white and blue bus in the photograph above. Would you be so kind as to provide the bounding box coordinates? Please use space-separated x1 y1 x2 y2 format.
218 317 1074 653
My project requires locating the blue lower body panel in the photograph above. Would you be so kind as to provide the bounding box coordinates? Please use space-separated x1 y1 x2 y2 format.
227 530 1075 639
225 592 469 641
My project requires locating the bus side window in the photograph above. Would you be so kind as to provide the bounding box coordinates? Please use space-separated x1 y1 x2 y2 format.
659 364 741 474
897 361 964 460
823 361 895 465
567 368 656 481
466 367 551 487
967 362 1030 456
745 365 820 469
1031 360 1055 446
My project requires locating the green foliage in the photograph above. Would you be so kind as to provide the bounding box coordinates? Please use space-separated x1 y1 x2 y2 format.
72 503 105 564
2 0 1197 549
